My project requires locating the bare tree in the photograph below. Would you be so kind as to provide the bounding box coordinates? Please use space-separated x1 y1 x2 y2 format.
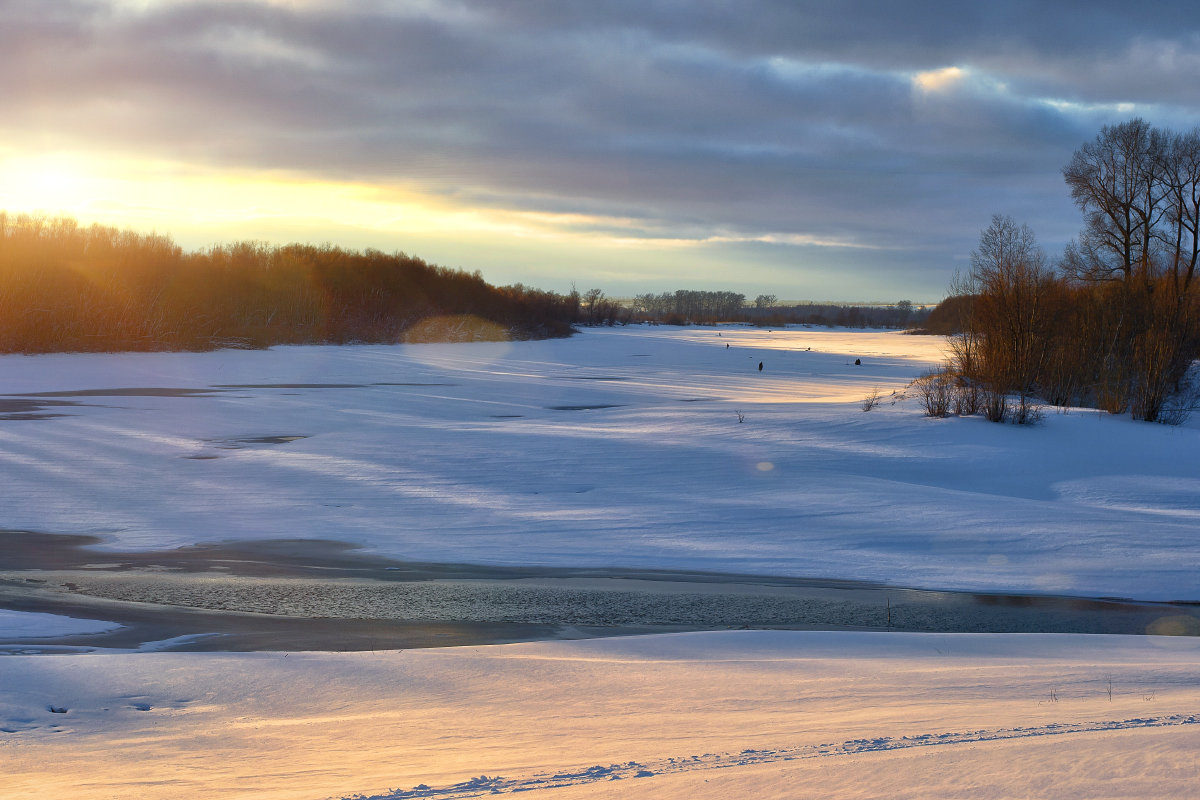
582 287 605 323
1062 118 1168 286
1157 128 1200 297
962 215 1055 397
941 121 1200 423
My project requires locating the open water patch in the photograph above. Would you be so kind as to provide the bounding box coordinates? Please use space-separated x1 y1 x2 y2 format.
0 399 80 412
0 398 84 421
547 404 625 411
211 383 366 389
556 376 630 381
203 435 309 449
13 387 218 398
1 531 1197 652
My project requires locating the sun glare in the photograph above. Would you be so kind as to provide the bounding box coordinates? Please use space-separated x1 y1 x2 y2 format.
0 151 824 261
0 156 101 215
0 153 472 238
0 152 680 252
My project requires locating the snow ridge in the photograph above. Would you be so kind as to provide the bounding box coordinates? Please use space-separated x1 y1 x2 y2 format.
340 712 1200 798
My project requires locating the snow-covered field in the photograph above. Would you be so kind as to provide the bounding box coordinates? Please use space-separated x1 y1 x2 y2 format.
0 325 1197 600
2 326 1200 799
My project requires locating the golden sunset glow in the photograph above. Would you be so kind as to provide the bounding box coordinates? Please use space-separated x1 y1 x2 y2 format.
913 65 967 92
0 153 684 251
0 151 840 270
0 155 455 233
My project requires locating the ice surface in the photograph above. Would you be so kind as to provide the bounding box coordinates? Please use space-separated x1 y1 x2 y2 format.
0 609 120 638
0 326 1197 600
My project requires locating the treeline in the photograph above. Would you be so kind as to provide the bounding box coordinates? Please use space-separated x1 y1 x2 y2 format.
631 290 748 322
630 289 926 328
933 119 1200 424
0 211 930 355
0 213 583 352
748 300 926 329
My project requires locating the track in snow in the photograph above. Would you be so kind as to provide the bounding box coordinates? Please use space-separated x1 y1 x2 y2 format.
340 713 1200 799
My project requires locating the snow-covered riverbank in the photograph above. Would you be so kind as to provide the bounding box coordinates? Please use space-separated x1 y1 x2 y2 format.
4 631 1199 799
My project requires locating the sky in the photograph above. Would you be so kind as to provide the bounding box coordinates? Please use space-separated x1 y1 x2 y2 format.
2 1 1199 301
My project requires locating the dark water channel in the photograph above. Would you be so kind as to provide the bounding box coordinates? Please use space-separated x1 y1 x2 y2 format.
0 530 1196 653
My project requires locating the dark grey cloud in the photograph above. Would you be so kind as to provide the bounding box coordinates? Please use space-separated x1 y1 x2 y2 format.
2 0 1198 297
482 0 1200 104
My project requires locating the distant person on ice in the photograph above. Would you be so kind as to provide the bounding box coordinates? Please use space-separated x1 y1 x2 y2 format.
758 361 763 371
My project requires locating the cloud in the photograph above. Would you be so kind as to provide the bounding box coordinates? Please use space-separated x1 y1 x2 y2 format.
913 66 967 93
1 0 1198 298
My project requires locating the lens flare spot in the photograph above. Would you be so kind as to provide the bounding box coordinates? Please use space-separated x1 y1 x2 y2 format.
403 315 513 369
1146 615 1200 637
1032 572 1074 592
403 315 511 344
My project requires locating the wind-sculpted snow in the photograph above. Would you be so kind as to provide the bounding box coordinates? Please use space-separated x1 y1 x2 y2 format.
4 631 1200 799
1 327 1198 601
345 713 1200 798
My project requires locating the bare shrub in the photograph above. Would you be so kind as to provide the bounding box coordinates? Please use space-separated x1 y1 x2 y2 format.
952 378 982 416
861 387 881 412
982 388 1008 422
1158 365 1200 425
915 370 954 418
946 329 981 388
1011 394 1044 425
